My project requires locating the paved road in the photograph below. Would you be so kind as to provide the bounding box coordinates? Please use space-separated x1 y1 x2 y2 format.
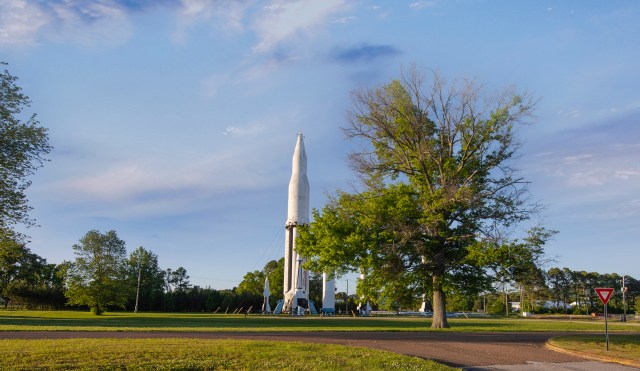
0 331 636 370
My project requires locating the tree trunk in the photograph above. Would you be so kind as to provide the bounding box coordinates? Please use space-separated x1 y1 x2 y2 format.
431 274 449 328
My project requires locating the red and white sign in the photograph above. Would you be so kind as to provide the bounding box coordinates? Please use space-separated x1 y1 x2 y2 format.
595 288 614 305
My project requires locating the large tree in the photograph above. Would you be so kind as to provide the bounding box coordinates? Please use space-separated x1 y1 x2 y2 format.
0 62 51 232
65 230 128 314
297 68 542 328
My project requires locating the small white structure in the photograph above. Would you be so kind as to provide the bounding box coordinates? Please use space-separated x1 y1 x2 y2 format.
357 271 371 316
322 272 336 315
262 276 271 313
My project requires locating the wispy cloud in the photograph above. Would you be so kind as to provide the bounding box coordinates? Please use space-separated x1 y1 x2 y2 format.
330 43 401 63
537 145 640 188
0 0 135 47
409 1 438 10
223 124 266 137
579 199 640 221
524 110 640 222
252 0 348 53
173 0 250 42
0 0 50 45
331 16 356 24
52 149 280 218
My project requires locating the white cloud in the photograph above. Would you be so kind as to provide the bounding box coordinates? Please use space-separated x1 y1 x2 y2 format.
49 2 133 47
332 16 356 24
562 154 592 164
0 0 50 46
558 107 581 118
223 124 266 137
252 0 348 53
582 199 640 221
614 169 640 179
173 0 250 42
409 1 437 10
53 149 279 217
533 146 640 189
0 0 133 48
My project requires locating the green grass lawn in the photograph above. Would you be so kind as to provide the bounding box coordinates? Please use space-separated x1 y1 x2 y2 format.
0 310 638 332
0 338 458 370
548 334 640 367
1 310 638 370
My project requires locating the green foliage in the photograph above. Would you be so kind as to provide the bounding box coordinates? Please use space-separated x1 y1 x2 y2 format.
267 258 284 302
236 258 295 311
127 246 165 312
0 230 64 309
545 268 639 315
237 270 266 296
0 62 51 232
298 68 541 328
485 293 510 315
164 266 191 292
65 230 129 314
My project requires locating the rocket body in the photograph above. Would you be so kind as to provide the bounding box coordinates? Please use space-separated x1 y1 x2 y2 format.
283 133 310 312
322 272 335 311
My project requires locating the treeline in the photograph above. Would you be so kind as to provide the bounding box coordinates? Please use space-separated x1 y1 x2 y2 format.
446 268 639 315
0 230 267 313
2 229 638 315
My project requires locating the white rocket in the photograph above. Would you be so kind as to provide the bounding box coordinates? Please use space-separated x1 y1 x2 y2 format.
283 132 310 312
280 133 335 315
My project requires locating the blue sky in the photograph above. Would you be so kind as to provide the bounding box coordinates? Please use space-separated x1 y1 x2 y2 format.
2 0 639 291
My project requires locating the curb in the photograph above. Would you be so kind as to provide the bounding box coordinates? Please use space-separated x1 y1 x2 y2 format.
545 339 640 369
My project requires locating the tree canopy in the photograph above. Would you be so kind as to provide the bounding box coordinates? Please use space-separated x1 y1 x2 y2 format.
128 246 165 312
0 62 51 233
297 68 546 327
65 230 129 314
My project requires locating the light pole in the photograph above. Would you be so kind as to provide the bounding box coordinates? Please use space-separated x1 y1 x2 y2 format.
622 275 627 322
483 292 486 313
134 264 141 313
346 279 349 315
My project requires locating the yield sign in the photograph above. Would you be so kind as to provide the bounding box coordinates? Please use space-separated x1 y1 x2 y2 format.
595 288 614 305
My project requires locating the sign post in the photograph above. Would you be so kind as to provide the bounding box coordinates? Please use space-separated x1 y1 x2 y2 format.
595 288 614 351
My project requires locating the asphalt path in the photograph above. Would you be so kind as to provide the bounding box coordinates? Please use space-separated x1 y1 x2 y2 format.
0 331 637 370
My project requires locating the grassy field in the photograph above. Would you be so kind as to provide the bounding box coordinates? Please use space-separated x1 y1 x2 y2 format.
548 334 640 367
0 310 639 332
1 310 638 370
0 338 457 370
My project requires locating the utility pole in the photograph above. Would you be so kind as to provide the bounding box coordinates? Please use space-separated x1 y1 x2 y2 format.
346 280 349 315
622 275 627 322
483 292 486 313
134 264 141 313
520 285 524 315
